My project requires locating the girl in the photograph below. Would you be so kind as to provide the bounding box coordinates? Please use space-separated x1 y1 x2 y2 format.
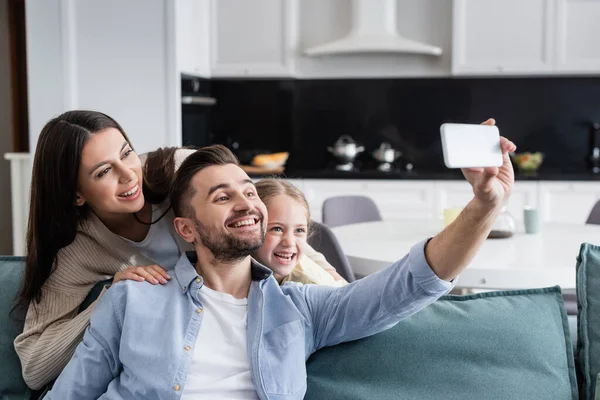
254 178 348 286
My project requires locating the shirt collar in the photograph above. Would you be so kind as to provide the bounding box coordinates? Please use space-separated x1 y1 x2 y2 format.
174 252 273 293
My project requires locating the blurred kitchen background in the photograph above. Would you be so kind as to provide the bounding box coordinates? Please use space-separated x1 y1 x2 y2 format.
2 0 600 255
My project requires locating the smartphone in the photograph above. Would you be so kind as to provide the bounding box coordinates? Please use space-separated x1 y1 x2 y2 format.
440 123 503 169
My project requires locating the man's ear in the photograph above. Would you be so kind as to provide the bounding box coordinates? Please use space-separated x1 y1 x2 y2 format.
174 217 196 244
74 193 85 207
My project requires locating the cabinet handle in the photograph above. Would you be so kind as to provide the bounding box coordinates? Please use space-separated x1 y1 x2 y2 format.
181 96 217 106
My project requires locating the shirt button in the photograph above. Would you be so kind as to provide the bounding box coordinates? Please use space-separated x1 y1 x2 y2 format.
184 346 191 351
196 278 201 283
183 286 187 292
196 307 203 313
174 385 181 391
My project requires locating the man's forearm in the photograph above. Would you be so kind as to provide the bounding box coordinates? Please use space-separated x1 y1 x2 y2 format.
425 198 503 281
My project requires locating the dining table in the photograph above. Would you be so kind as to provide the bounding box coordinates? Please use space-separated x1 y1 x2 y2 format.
331 220 600 290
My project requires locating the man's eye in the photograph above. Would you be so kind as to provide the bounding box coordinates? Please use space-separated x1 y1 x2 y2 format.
246 191 255 197
216 196 229 202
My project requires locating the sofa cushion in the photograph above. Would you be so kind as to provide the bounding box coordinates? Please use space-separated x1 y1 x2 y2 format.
306 286 577 400
576 242 600 400
79 279 112 313
0 256 29 400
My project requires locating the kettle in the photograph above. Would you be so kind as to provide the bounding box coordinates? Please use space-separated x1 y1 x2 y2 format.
372 142 402 163
327 135 365 164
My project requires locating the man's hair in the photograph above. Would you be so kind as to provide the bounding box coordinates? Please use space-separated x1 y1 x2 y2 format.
170 144 240 218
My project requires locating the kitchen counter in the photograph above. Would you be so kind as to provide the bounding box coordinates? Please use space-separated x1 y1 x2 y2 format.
247 168 600 181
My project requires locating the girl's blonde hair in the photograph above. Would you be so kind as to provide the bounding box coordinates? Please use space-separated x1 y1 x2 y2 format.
255 178 312 232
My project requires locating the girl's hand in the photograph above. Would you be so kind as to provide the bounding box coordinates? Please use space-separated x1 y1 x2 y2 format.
113 265 171 285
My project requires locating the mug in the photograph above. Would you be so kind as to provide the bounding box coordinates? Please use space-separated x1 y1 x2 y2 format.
523 206 541 234
443 207 463 227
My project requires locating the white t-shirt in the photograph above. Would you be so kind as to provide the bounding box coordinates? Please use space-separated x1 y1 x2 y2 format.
120 207 180 270
181 285 258 399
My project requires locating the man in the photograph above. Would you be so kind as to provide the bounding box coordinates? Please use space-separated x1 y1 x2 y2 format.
45 120 517 400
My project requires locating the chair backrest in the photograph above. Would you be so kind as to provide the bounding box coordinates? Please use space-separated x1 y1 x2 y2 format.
322 195 383 228
308 221 356 282
587 200 600 225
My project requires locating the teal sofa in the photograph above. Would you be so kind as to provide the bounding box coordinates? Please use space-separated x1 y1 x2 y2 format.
0 254 593 400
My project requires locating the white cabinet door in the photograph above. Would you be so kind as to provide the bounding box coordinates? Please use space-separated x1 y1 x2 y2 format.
555 0 600 73
302 180 436 223
506 182 539 223
175 0 210 77
365 181 436 222
452 0 554 75
434 181 473 216
210 0 297 77
539 182 600 223
435 181 538 223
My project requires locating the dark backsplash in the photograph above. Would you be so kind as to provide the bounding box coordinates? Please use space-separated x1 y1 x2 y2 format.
209 77 600 173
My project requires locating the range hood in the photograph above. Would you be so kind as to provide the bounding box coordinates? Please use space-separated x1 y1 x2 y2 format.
304 0 442 57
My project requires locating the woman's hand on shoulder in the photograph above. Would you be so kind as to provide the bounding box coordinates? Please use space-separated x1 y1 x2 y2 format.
113 265 171 285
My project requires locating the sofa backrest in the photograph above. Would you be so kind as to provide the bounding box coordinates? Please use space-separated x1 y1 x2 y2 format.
0 256 29 400
306 286 578 400
576 242 600 400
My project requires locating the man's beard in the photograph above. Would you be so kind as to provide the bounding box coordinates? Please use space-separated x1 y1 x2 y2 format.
193 211 265 263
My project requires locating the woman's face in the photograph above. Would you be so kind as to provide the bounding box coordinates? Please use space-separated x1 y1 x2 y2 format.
254 194 308 282
76 128 144 220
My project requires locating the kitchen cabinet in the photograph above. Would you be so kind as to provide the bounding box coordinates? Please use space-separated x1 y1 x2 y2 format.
435 181 539 223
555 0 600 73
301 179 598 226
452 0 554 75
176 0 211 77
302 179 436 222
453 0 600 76
539 182 600 223
209 0 297 77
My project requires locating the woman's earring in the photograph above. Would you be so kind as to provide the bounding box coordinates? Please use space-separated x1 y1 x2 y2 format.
74 195 85 206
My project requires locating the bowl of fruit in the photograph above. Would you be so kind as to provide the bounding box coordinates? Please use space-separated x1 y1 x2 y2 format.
511 152 544 174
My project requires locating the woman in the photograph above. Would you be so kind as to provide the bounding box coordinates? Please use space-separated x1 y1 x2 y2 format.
13 110 194 390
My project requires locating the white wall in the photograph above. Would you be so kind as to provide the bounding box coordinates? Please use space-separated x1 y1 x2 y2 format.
72 0 174 153
0 0 14 254
295 0 453 78
25 0 66 150
25 0 178 155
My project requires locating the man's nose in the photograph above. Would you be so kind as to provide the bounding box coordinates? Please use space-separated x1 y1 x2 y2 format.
233 193 253 212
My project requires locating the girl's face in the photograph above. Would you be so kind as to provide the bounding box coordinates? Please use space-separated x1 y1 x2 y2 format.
76 128 144 221
254 194 308 282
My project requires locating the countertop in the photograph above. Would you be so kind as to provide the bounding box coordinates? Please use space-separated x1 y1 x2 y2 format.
247 168 600 181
